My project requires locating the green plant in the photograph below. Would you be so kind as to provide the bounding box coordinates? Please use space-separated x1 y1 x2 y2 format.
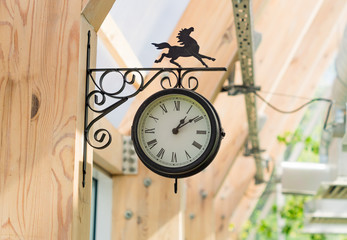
280 195 306 237
277 129 320 162
277 130 319 154
239 195 333 240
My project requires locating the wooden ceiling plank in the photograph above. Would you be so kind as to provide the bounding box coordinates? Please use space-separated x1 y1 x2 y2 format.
254 0 323 90
82 0 116 31
258 0 347 157
257 0 325 102
212 0 324 196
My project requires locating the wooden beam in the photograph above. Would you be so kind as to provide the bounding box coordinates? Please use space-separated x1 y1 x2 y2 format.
214 155 257 239
228 180 265 238
0 0 93 239
98 14 143 89
258 0 347 157
99 15 143 69
111 167 183 239
82 0 116 31
73 16 96 240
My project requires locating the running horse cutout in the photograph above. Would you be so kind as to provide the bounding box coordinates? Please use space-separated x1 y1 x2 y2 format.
152 27 215 68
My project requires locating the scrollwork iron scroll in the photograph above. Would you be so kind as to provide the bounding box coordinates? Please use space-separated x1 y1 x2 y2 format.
82 31 226 187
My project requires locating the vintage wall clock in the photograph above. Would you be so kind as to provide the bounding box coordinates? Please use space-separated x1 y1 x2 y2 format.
82 30 227 188
131 88 225 179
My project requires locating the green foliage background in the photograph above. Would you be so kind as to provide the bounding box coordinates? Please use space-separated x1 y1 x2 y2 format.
238 127 346 240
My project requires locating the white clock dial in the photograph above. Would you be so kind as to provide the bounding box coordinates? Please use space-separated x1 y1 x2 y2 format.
137 94 212 168
132 88 224 178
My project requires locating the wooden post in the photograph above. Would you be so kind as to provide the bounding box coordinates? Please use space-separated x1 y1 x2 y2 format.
0 0 113 239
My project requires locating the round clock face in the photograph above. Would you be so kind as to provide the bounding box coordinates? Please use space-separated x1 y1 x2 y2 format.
132 88 223 178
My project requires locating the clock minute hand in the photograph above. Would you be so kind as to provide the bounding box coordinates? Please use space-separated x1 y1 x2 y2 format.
177 115 199 129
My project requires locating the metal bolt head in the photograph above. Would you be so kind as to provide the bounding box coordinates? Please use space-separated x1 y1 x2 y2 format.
124 210 133 220
200 189 208 199
143 177 152 187
129 149 135 155
189 213 195 220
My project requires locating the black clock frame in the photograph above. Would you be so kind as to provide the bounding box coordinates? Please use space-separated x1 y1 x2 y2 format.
83 31 226 187
131 88 224 178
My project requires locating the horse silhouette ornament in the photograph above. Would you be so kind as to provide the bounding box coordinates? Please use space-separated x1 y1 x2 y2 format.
152 27 216 68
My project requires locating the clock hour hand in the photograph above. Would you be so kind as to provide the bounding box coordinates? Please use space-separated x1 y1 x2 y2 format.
172 116 187 134
174 115 200 131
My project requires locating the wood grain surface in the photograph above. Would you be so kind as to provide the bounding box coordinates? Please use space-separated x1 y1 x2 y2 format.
0 0 98 239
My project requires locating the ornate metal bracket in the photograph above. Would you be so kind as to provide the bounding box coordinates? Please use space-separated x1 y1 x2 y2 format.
82 31 226 187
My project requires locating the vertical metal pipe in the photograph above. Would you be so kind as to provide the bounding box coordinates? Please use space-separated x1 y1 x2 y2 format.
83 31 91 187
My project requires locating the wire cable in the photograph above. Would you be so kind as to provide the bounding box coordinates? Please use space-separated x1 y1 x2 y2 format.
254 92 333 130
257 90 312 100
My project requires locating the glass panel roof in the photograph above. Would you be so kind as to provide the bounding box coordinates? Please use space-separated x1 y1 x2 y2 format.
108 0 189 67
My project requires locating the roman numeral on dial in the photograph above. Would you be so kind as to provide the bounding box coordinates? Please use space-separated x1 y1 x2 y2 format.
192 141 202 150
157 148 165 159
194 116 203 123
159 104 168 114
171 152 177 162
196 130 206 134
147 139 158 149
149 114 159 123
186 105 193 114
185 150 191 160
145 128 155 133
173 101 180 111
